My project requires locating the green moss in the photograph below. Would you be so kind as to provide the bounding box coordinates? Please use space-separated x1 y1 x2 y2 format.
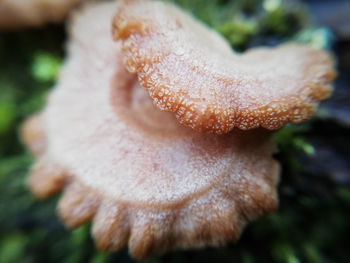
272 243 300 263
260 0 309 36
294 28 335 49
215 16 258 47
273 124 314 154
31 52 61 83
0 233 29 263
0 100 16 136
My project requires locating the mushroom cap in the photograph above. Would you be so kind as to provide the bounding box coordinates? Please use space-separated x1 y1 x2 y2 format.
21 113 46 157
22 2 279 259
0 0 82 28
113 0 336 134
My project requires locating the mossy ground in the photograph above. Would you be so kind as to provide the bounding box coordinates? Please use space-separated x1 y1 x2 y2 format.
0 0 349 262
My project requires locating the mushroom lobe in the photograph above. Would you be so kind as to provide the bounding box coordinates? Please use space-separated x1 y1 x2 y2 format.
0 0 82 28
113 0 336 134
22 2 279 259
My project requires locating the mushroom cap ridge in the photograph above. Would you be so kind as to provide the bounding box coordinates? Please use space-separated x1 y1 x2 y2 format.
113 0 336 134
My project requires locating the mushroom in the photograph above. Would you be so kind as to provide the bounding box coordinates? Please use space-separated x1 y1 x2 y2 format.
113 0 336 134
0 0 82 28
21 2 280 259
21 113 46 157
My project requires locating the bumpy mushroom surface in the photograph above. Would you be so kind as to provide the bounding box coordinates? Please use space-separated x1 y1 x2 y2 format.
113 0 336 134
22 2 279 259
0 0 82 28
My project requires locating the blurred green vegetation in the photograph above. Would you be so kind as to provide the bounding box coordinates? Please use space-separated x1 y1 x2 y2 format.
0 0 349 263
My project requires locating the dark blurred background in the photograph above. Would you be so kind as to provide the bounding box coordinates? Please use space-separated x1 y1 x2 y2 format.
0 0 349 262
